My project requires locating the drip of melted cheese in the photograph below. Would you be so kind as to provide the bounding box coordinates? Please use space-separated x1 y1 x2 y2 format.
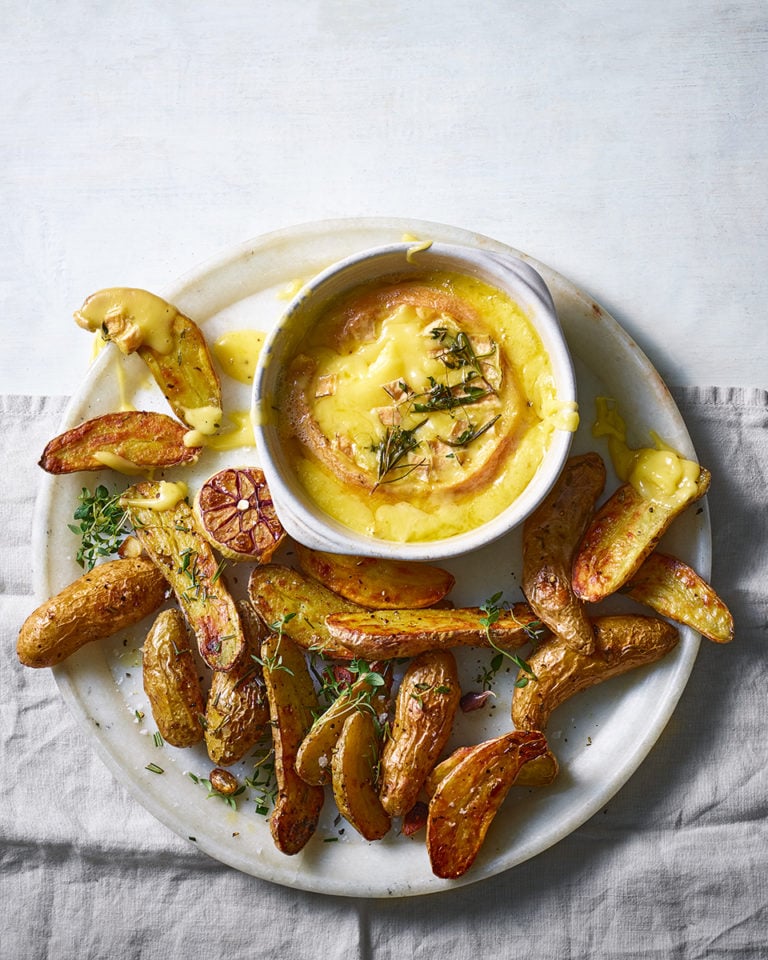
592 397 700 508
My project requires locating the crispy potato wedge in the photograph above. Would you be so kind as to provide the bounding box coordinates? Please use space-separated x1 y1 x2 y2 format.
17 556 167 668
512 614 680 731
523 452 606 654
142 608 205 747
74 288 222 433
38 411 202 474
379 650 460 817
248 564 362 659
325 603 541 660
296 672 385 786
261 629 325 855
425 741 559 797
122 481 244 671
205 601 270 766
624 552 734 643
572 468 711 602
427 731 548 878
332 709 391 841
295 543 455 609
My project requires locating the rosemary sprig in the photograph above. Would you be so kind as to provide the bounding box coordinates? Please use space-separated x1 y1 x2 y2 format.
373 421 427 486
438 414 501 448
412 377 492 413
430 327 496 375
68 484 131 570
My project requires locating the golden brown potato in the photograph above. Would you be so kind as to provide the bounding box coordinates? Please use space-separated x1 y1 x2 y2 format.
295 543 455 609
296 672 383 786
379 650 460 817
74 288 222 434
572 468 711 602
38 411 202 474
624 552 734 643
205 601 270 766
425 741 559 797
122 481 245 672
332 709 391 841
512 614 680 731
522 452 606 654
261 629 324 855
248 564 362 659
142 609 205 747
427 730 549 878
17 557 167 668
325 603 542 660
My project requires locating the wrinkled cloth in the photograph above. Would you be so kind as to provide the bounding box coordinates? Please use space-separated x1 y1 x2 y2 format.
2 389 766 960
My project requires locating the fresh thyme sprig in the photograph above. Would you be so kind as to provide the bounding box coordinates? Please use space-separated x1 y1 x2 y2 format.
68 484 131 570
479 592 540 689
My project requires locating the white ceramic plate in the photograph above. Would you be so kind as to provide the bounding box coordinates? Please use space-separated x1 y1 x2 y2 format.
32 218 710 897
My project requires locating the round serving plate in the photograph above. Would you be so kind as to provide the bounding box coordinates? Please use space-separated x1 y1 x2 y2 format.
32 218 709 897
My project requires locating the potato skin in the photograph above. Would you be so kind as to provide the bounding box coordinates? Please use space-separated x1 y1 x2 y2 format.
143 609 205 747
522 452 606 654
205 601 270 766
425 742 559 797
124 481 245 672
512 614 680 731
332 709 391 841
624 552 734 644
325 603 540 660
427 730 548 878
17 557 167 668
295 543 455 609
572 469 711 602
261 629 325 855
379 650 460 817
38 411 201 474
248 564 362 660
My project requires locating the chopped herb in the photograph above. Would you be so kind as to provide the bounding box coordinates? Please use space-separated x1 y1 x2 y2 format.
145 763 164 774
152 731 164 748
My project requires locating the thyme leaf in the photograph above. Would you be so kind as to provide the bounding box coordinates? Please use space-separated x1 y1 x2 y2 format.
68 485 131 570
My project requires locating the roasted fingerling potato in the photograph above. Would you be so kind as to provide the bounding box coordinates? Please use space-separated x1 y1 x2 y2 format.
38 411 202 475
294 543 455 609
512 614 680 731
261 628 325 855
142 609 205 748
325 603 542 660
296 669 389 786
17 556 168 668
522 451 606 655
332 708 391 841
74 288 222 435
205 601 270 766
425 740 559 798
572 468 711 603
122 481 245 672
379 650 461 817
623 552 734 643
427 730 549 879
248 564 363 659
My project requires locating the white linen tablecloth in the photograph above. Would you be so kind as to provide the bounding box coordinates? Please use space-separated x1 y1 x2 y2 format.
2 387 766 959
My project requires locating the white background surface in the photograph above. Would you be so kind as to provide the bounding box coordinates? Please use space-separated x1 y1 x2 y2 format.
2 1 766 395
